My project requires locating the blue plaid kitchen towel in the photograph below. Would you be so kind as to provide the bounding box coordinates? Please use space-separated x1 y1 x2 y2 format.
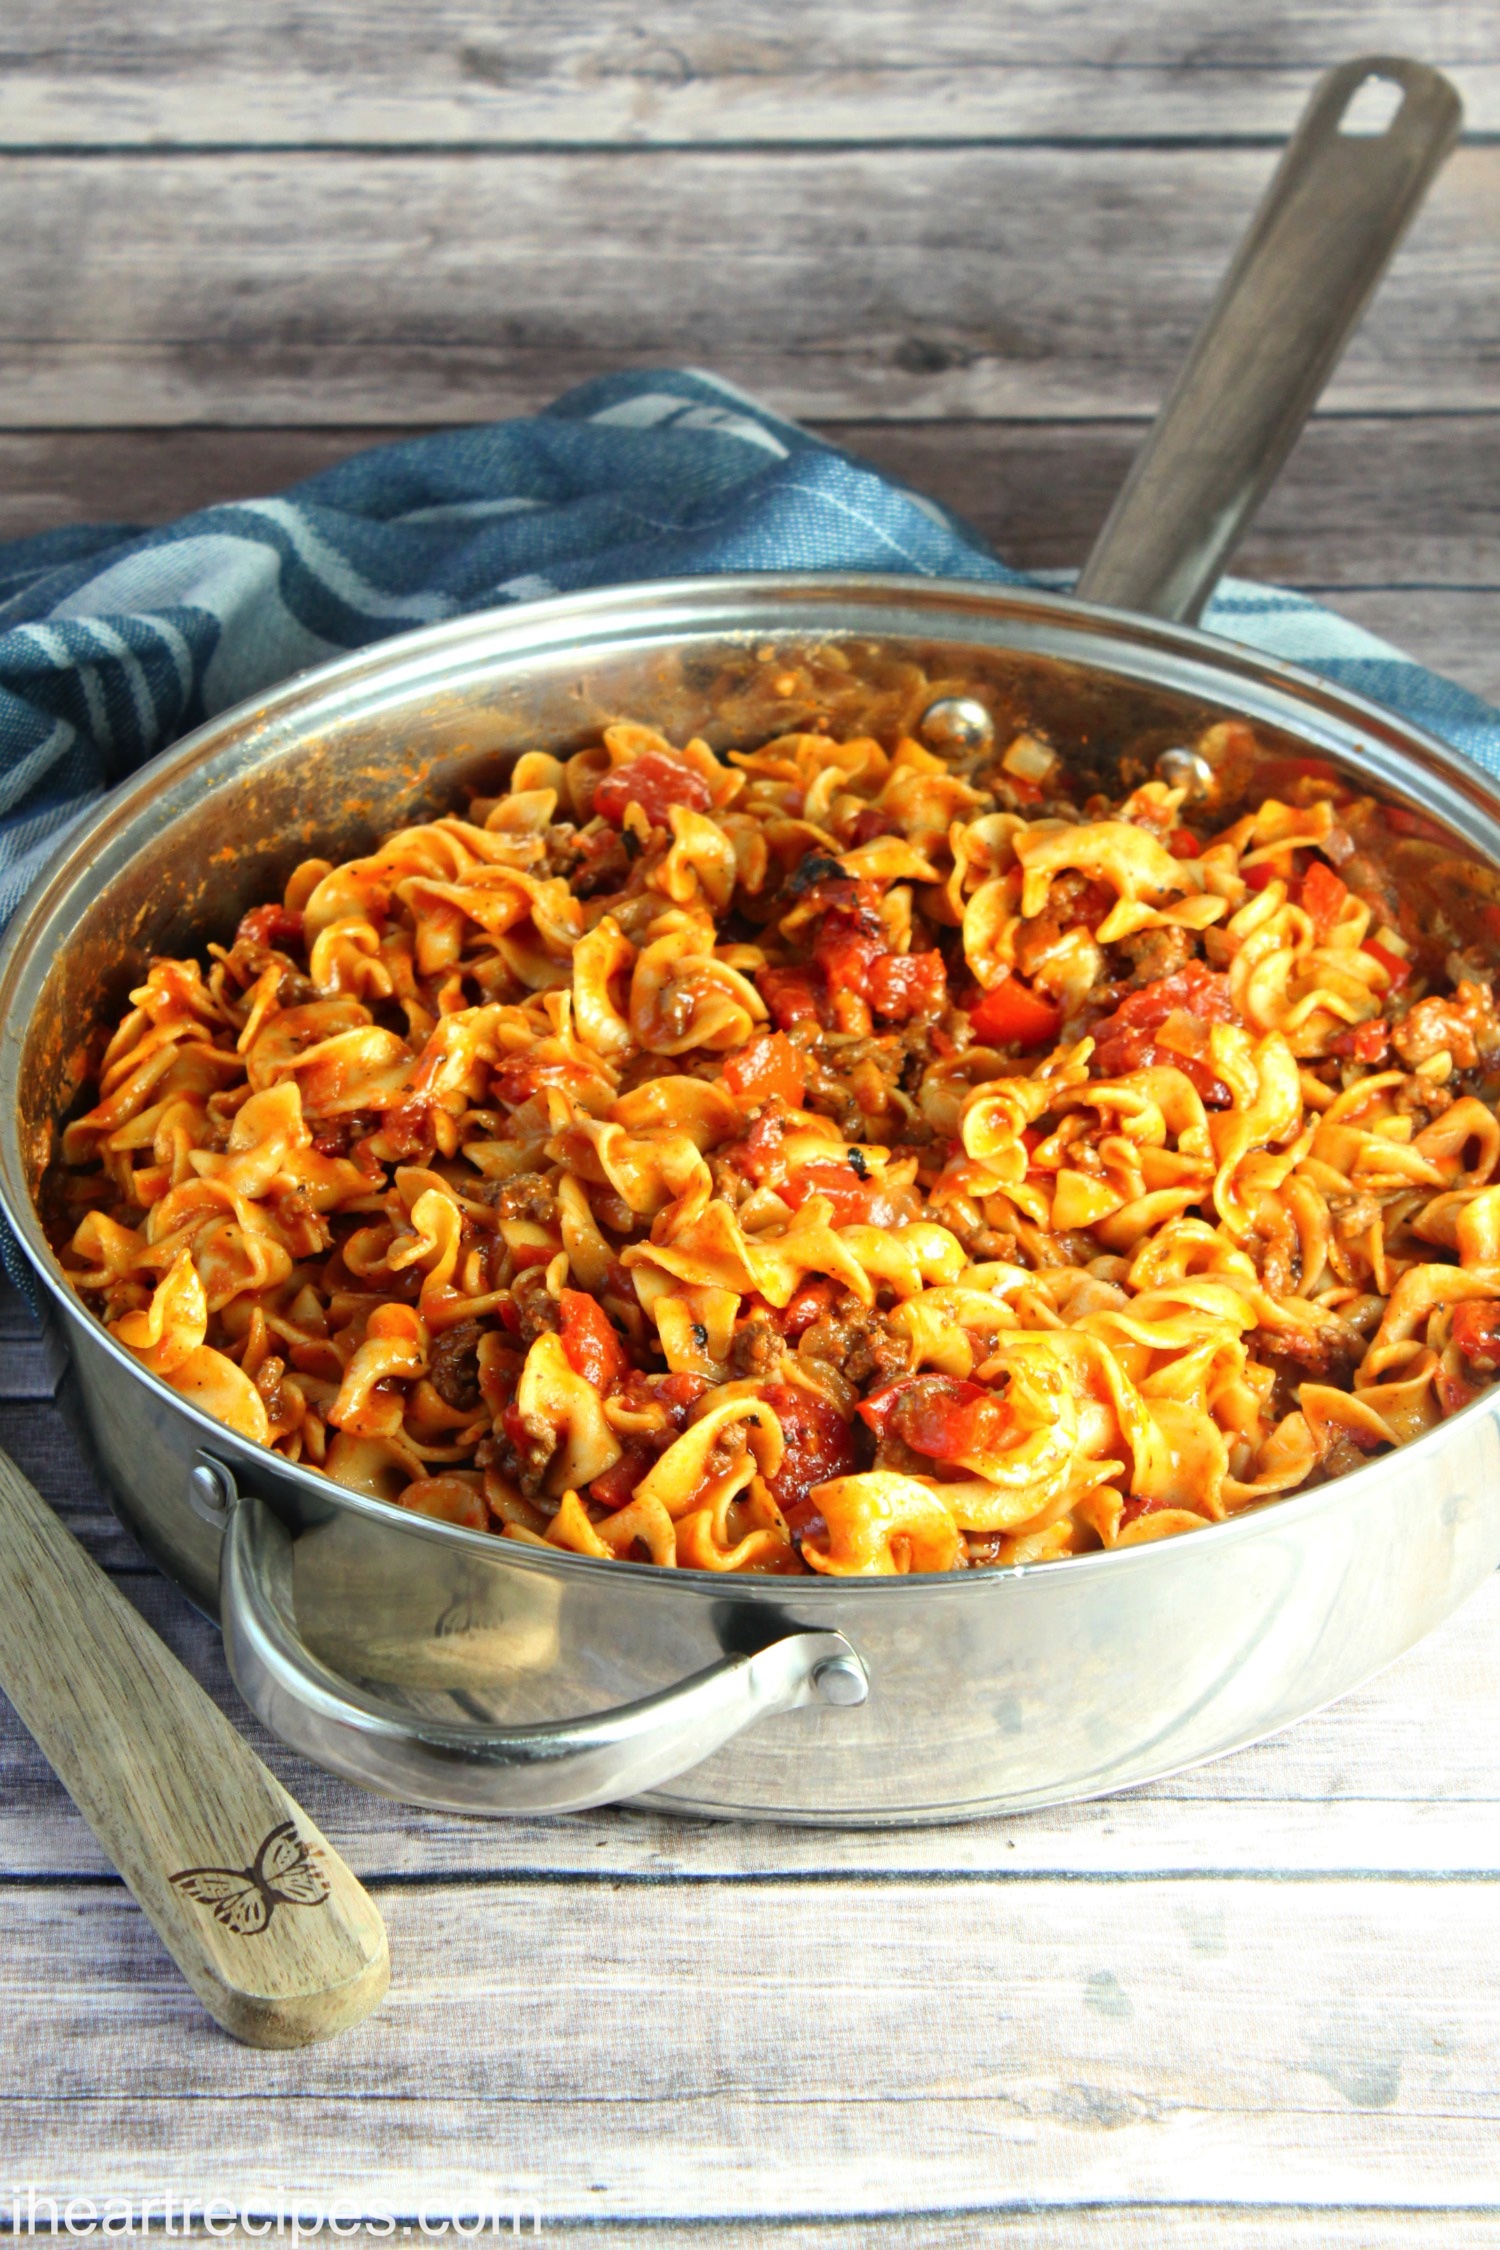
1 364 1497 1343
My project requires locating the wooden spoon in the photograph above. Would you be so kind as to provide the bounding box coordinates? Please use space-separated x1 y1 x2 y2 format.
0 1441 388 2046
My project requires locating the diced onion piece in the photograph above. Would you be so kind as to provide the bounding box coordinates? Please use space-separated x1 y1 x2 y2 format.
1001 734 1058 784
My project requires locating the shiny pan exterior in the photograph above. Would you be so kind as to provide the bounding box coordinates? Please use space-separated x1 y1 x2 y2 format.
4 575 1499 1825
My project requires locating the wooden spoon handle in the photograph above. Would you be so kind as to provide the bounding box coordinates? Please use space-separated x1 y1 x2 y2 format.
0 1442 388 2047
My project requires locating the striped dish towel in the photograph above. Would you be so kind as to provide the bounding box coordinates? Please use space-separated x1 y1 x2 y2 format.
3 367 1497 929
1 366 1497 1347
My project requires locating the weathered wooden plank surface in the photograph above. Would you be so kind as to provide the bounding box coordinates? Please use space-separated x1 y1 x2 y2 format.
3 1 1495 145
1 147 1493 429
1 10 1496 2231
155 2223 1500 2249
6 1875 1500 2216
845 415 1500 587
192 2223 1500 2248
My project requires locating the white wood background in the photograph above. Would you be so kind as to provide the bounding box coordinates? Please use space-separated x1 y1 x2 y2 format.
5 0 1500 699
4 5 1500 2241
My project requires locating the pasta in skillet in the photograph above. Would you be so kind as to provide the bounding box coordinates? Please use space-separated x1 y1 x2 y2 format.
44 679 1500 1575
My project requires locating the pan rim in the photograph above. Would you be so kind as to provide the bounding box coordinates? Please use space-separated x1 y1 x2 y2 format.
5 568 1497 1594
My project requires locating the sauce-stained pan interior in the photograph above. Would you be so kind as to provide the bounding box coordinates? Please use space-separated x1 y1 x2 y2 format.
4 576 1500 1823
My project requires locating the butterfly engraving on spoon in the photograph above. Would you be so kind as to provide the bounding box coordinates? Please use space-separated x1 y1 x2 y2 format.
169 1821 331 1936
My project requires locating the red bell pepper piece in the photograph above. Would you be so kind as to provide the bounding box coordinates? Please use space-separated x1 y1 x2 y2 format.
1364 939 1412 990
759 1384 857 1529
1299 859 1349 941
234 904 305 951
969 975 1063 1050
559 1290 630 1395
1450 1302 1500 1376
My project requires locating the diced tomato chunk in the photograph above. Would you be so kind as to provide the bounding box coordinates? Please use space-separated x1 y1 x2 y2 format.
1451 1301 1500 1377
593 751 713 828
856 1379 905 1436
759 1383 857 1531
780 1161 874 1226
762 876 948 1033
1090 968 1234 1101
1364 939 1412 990
656 1370 711 1421
811 884 884 993
234 903 305 951
1091 962 1232 1046
589 1446 652 1511
1052 877 1116 931
721 1032 806 1108
969 975 1063 1049
1090 1023 1232 1104
1298 859 1350 941
816 930 883 1002
1169 827 1201 860
728 1107 787 1184
500 1398 534 1452
1327 1018 1390 1065
758 966 825 1031
559 1289 630 1395
859 1374 1007 1465
776 1278 839 1337
509 1241 556 1271
867 949 948 1022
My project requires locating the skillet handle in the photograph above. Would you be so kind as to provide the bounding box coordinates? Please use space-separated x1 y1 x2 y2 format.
220 1489 869 1816
1076 55 1461 624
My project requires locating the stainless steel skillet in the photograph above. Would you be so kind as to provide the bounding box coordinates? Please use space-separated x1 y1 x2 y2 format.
0 60 1484 1827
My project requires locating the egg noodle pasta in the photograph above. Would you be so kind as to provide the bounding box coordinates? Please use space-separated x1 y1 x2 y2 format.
43 680 1500 1576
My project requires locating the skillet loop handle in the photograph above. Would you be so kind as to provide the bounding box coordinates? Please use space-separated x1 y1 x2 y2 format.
1076 55 1462 625
219 1488 869 1816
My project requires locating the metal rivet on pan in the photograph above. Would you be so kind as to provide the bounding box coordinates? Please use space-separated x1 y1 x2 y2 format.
189 1455 236 1527
1155 746 1215 797
811 1653 869 1708
919 696 995 755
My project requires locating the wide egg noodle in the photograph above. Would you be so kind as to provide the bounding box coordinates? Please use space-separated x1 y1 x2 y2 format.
45 695 1500 1575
